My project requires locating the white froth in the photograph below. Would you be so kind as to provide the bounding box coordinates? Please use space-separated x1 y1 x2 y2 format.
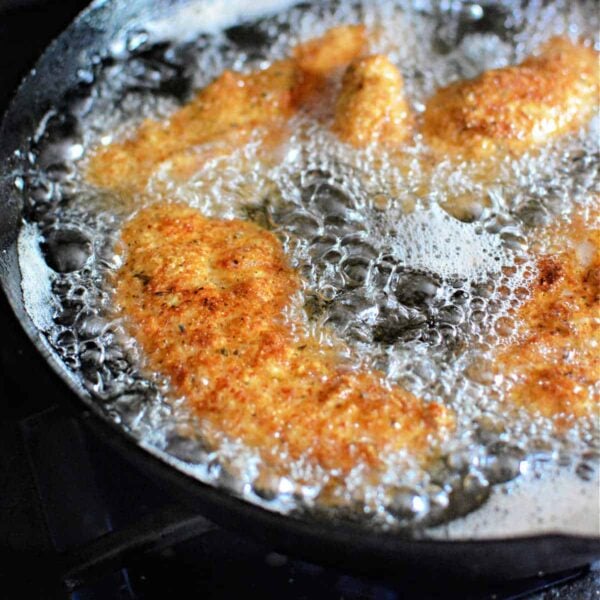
18 222 54 332
428 465 600 539
391 204 504 279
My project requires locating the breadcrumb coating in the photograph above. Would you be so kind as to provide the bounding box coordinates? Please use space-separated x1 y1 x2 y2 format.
294 24 367 75
87 59 300 193
497 216 600 422
115 203 453 472
333 54 411 147
423 38 599 157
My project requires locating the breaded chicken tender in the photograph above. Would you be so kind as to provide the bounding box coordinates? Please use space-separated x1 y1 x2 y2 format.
87 25 366 194
294 24 367 76
332 54 410 147
497 217 599 422
423 38 599 156
115 203 452 472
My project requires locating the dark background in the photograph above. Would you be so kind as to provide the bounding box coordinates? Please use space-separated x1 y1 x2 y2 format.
0 0 89 115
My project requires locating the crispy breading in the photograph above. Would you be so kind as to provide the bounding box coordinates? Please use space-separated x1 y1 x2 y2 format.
497 219 600 422
423 38 599 157
332 54 410 147
86 59 300 193
87 25 367 194
115 203 452 472
294 24 367 75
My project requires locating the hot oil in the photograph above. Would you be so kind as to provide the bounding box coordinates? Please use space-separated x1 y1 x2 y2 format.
16 0 600 535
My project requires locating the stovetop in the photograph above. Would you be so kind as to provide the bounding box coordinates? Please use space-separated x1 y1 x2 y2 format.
0 1 598 598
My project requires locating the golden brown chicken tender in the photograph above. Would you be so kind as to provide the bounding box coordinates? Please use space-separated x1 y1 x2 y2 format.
86 60 300 193
423 38 599 157
332 54 411 147
496 217 599 422
115 203 453 472
87 25 367 194
294 24 367 76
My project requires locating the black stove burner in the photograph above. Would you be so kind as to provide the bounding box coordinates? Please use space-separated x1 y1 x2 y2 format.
0 2 598 599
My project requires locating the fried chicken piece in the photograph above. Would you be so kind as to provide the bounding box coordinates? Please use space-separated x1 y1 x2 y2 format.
294 24 367 76
496 219 600 422
332 55 411 147
115 203 452 472
423 38 599 157
86 59 300 193
87 25 367 194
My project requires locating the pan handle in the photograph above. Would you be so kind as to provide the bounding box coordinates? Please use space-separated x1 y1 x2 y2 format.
59 504 216 592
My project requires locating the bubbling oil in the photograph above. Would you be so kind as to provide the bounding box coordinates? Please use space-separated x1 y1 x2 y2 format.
16 0 599 534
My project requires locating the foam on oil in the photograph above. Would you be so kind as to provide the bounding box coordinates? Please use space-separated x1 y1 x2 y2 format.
16 0 600 537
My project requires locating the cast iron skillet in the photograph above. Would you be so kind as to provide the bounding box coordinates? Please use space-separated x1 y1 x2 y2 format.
1 0 598 584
